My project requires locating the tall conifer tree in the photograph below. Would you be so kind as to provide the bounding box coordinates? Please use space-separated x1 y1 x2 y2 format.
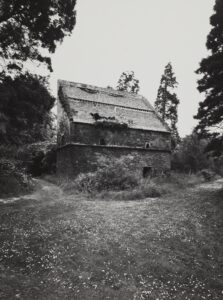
155 62 180 148
195 0 223 156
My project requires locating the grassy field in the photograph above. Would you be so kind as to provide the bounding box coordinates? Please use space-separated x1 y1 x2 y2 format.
0 178 223 299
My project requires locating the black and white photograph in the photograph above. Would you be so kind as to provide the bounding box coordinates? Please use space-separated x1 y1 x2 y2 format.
0 0 222 299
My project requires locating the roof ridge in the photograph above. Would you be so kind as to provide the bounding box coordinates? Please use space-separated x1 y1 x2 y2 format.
58 79 145 100
67 96 153 111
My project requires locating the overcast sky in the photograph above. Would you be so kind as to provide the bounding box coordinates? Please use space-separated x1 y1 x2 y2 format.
50 0 215 137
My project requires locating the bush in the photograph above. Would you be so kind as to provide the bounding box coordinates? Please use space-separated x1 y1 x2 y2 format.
74 156 138 193
211 156 223 176
0 158 33 198
171 133 211 173
199 169 215 182
0 141 56 198
18 142 57 176
98 182 162 200
61 171 204 200
153 172 203 189
59 154 205 200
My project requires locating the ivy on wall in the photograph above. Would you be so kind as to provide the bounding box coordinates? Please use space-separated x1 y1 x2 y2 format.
90 113 128 130
57 114 70 146
58 86 72 119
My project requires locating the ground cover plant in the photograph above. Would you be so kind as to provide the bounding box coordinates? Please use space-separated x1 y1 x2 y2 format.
0 176 222 299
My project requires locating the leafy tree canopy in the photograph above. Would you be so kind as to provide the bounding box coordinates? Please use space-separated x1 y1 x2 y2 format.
0 0 77 73
171 133 211 173
117 71 140 94
195 0 223 156
155 62 180 148
0 72 55 144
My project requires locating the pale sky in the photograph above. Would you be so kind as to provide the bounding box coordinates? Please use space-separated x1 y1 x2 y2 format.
49 0 215 137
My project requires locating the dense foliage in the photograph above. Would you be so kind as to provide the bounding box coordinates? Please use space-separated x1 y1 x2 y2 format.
0 1 75 196
19 142 57 176
155 63 180 148
195 0 223 156
171 133 211 173
0 0 77 72
0 72 55 144
74 156 139 193
117 71 140 94
0 156 33 197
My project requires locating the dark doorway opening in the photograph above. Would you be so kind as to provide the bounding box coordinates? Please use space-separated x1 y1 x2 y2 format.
143 166 152 178
99 138 106 145
145 142 150 149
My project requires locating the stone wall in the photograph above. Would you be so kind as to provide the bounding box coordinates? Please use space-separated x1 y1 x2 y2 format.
57 144 171 178
71 122 171 151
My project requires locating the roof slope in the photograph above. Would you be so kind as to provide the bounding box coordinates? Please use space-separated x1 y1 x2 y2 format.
58 80 170 132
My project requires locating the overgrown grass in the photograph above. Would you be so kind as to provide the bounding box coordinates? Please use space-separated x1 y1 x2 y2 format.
58 170 205 201
49 155 212 201
98 181 162 200
56 155 203 200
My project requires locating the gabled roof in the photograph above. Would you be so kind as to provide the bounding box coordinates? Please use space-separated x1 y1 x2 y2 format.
58 80 170 133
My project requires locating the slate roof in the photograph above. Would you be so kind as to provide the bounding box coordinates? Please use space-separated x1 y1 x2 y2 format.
58 80 170 133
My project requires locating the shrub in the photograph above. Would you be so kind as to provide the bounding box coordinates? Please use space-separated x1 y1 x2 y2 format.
211 156 223 176
61 171 204 200
65 156 139 193
0 141 56 197
0 158 33 198
199 169 215 182
75 167 138 193
18 142 57 176
153 172 203 189
60 154 205 200
98 182 161 201
171 133 211 173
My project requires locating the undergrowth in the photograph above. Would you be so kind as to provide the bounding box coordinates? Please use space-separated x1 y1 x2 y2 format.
0 158 33 198
56 155 205 201
0 142 56 198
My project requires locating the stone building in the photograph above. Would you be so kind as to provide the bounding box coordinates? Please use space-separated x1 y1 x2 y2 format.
57 80 171 177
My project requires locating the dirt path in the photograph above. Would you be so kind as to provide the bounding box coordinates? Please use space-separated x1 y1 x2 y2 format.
1 177 222 205
195 178 223 191
0 178 64 204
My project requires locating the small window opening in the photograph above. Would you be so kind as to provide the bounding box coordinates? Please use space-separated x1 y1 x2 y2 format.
99 138 106 145
145 142 150 149
143 167 152 178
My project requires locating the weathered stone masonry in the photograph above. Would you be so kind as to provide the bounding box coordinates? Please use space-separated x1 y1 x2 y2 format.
57 80 171 178
57 144 171 177
70 123 170 150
